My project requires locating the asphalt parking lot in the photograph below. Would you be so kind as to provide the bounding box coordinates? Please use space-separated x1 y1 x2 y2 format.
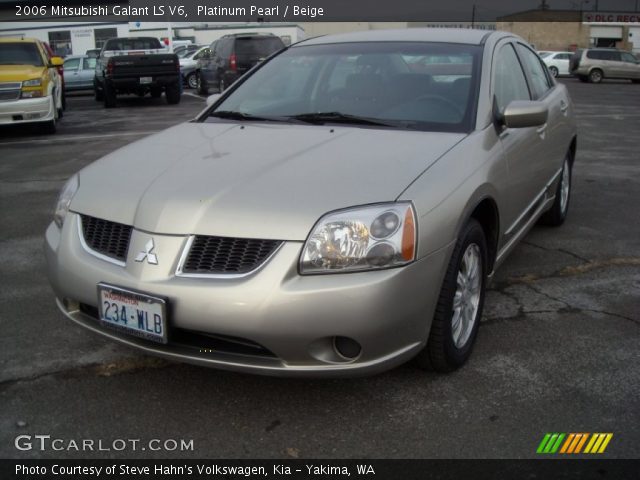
0 81 638 459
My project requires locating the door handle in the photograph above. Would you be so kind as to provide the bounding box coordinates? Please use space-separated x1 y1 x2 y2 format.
536 124 547 136
560 101 568 113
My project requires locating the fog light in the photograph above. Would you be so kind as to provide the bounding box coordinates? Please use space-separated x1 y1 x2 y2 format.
333 336 361 360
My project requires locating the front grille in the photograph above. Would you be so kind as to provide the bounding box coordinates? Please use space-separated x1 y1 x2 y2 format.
0 90 20 101
80 215 132 262
182 236 281 275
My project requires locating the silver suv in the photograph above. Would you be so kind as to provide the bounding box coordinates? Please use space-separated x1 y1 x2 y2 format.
570 48 640 83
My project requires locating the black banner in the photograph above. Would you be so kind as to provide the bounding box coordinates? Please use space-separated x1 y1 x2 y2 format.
2 459 640 480
4 0 640 22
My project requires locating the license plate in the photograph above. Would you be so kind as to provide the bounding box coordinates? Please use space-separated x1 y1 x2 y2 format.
139 76 152 84
97 284 167 344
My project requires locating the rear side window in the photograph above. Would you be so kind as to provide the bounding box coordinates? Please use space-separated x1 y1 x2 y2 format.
493 44 531 113
587 50 620 61
234 37 284 58
104 38 162 51
517 44 552 98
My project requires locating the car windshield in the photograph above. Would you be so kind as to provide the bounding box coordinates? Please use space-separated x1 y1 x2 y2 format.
0 43 44 66
206 42 480 132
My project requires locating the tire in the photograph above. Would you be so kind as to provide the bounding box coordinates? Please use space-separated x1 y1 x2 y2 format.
578 75 588 83
150 87 162 98
61 89 67 110
94 80 103 101
186 72 198 89
632 79 640 84
416 218 488 372
103 82 116 108
539 153 572 227
218 78 225 93
197 73 209 95
165 83 181 104
589 69 603 84
549 66 559 78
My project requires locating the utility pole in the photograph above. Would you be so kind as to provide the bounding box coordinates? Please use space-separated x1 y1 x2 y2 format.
471 4 476 28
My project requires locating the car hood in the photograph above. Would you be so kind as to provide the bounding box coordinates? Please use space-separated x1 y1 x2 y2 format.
72 122 465 240
0 65 45 82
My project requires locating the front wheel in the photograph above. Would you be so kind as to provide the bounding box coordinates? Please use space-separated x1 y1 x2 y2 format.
186 72 198 89
103 82 116 108
589 69 603 84
416 219 487 372
40 96 57 134
197 73 208 95
539 154 572 226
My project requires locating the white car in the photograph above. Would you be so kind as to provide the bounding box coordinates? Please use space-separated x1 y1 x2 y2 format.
540 51 573 77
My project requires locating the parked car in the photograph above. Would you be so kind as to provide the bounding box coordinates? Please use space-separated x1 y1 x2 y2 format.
570 48 640 83
540 51 573 77
46 29 576 376
179 46 209 89
0 37 64 133
43 41 66 110
63 55 96 91
93 37 181 107
175 44 202 58
197 33 285 95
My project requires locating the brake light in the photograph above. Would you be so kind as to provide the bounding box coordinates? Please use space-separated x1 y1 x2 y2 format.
106 59 114 76
229 53 237 72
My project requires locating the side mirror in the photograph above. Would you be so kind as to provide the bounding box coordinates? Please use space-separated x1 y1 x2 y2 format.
50 56 64 67
206 93 221 106
502 100 548 128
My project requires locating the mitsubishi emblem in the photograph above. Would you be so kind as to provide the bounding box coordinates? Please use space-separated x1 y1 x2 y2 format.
135 239 158 265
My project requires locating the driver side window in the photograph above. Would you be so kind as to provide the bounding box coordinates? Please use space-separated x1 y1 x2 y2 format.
493 44 531 114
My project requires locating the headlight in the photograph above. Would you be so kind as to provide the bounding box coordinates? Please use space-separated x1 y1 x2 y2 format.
300 203 416 274
54 174 79 228
22 79 42 87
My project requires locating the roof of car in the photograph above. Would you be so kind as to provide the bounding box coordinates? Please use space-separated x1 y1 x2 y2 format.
0 37 41 44
297 28 504 47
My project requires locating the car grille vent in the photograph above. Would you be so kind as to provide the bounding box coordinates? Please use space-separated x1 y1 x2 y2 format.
80 215 132 262
182 236 281 275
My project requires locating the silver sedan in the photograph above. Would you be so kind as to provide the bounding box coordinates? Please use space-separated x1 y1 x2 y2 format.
45 29 577 376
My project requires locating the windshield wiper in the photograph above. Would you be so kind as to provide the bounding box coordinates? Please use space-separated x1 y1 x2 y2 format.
288 112 396 127
209 110 287 122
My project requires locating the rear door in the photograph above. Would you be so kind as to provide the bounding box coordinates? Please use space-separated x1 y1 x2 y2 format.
620 52 640 79
63 57 81 89
234 36 284 74
79 56 96 87
555 52 572 75
605 51 625 77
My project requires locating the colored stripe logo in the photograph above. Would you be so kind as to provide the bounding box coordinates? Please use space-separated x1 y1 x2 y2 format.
537 433 613 454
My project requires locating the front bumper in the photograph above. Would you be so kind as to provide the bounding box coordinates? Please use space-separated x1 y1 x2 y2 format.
45 213 451 377
0 95 53 126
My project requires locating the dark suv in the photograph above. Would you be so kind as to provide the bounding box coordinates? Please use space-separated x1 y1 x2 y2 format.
196 33 285 95
570 48 640 83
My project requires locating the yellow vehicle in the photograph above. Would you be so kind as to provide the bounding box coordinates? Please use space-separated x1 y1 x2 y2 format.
0 38 64 133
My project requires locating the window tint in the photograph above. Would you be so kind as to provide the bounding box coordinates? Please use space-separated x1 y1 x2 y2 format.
0 43 44 66
621 52 637 63
556 53 571 60
211 42 481 133
83 57 96 69
104 38 162 51
517 44 551 98
63 58 80 70
587 50 620 61
494 44 530 113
